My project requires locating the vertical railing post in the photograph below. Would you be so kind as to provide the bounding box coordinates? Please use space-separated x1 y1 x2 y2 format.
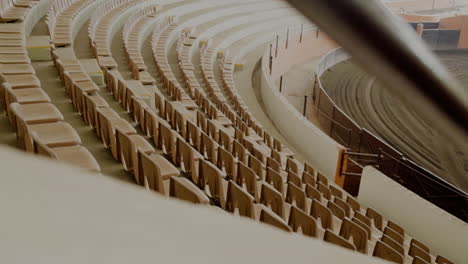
279 75 283 93
275 35 279 57
300 24 304 43
286 28 289 49
269 44 273 75
303 96 308 116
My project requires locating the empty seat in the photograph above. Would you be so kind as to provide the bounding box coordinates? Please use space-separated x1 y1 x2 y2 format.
169 176 209 204
324 230 356 251
373 241 404 264
259 207 291 233
138 150 179 193
288 205 317 237
33 137 100 173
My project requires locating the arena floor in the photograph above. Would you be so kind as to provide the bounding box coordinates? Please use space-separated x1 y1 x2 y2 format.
321 50 468 192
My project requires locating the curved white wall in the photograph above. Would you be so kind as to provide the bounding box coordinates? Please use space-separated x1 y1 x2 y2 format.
260 31 345 180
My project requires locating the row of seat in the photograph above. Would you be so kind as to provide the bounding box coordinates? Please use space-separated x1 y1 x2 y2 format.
0 0 100 172
145 6 455 264
0 0 38 22
46 0 208 204
122 3 157 84
42 1 455 264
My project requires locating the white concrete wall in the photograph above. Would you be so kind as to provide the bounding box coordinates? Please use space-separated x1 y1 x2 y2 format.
0 147 391 264
260 31 345 179
358 166 468 263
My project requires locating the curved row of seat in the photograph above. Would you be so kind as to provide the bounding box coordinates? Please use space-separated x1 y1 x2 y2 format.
0 0 100 172
0 0 457 263
115 1 453 264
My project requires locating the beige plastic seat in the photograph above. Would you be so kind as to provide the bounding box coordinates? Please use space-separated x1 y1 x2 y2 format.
33 136 100 172
412 256 430 264
366 207 384 231
381 235 405 256
288 205 317 237
97 112 136 159
310 199 334 231
115 128 155 184
384 226 404 245
226 180 260 219
138 150 179 193
169 176 210 204
286 182 308 212
324 230 356 251
0 0 30 22
198 159 227 208
260 182 285 220
176 137 203 184
408 243 431 263
0 63 34 75
327 200 346 220
435 255 454 264
0 53 31 63
0 22 24 33
9 102 63 131
2 74 40 88
373 241 404 264
1 83 49 111
339 218 369 254
259 207 291 233
19 121 81 152
305 184 322 203
236 162 260 202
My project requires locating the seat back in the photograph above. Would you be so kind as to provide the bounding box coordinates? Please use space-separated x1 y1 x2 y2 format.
310 199 333 230
286 182 307 211
409 243 431 263
217 146 236 180
304 162 315 175
232 140 247 163
334 197 351 217
288 205 317 237
305 184 322 202
381 234 405 256
387 220 405 236
226 180 255 219
248 154 264 180
366 207 383 230
384 226 404 244
339 218 369 254
236 162 259 202
302 171 316 186
265 167 285 195
287 171 302 187
324 230 356 251
329 185 343 199
317 173 329 185
259 207 291 233
138 151 166 195
285 157 300 174
176 137 198 183
327 201 345 220
346 196 361 212
199 159 226 208
435 255 454 264
260 183 285 219
200 131 217 162
373 241 404 264
169 176 209 204
185 120 200 148
317 182 332 200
